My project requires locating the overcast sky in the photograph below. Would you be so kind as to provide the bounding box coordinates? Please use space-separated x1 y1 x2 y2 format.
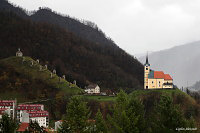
9 0 200 55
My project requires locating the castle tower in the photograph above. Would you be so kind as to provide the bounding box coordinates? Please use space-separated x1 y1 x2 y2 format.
144 53 150 89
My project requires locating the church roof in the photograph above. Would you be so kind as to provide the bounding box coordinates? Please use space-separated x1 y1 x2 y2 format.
148 71 173 80
164 74 173 80
154 71 165 79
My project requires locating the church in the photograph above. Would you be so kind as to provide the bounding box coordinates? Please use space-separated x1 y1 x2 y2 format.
144 55 173 89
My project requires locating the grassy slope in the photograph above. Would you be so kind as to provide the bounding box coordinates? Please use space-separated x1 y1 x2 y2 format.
0 56 83 102
82 95 116 102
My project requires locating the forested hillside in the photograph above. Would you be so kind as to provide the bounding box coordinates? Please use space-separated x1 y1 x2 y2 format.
0 10 143 89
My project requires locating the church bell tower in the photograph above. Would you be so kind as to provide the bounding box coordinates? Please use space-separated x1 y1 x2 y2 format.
144 53 150 89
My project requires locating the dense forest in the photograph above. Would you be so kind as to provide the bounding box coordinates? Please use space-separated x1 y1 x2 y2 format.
0 7 143 90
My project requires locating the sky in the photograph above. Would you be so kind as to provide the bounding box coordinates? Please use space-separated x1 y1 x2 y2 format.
9 0 200 55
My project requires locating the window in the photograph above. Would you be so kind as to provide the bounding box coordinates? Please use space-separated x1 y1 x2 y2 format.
152 81 154 84
146 68 148 70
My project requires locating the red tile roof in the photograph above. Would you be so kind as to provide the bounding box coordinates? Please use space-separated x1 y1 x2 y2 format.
154 71 165 79
0 100 16 106
164 74 173 80
17 123 29 132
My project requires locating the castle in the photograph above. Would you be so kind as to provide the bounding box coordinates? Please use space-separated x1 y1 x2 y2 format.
144 55 173 89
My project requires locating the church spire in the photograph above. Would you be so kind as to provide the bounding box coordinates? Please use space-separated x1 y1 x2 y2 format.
145 52 150 66
146 52 149 64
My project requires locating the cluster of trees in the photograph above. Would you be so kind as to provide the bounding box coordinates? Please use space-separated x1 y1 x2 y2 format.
59 90 196 133
0 10 143 90
0 114 17 133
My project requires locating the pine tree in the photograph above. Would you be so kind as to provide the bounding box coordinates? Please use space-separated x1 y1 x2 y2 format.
108 90 140 133
126 97 145 133
152 95 195 133
60 96 90 132
95 109 107 133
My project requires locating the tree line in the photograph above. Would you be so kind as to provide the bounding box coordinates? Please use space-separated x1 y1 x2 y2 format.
58 90 196 133
0 90 197 133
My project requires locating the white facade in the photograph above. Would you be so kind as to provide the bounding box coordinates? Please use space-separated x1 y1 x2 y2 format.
17 104 49 127
30 116 48 127
17 104 44 121
20 111 30 123
85 84 100 94
0 100 16 119
20 111 49 127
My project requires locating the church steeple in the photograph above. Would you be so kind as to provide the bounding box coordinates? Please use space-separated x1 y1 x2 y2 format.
145 52 150 66
144 52 150 89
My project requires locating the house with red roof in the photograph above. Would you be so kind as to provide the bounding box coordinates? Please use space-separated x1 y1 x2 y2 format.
17 123 29 132
144 54 173 89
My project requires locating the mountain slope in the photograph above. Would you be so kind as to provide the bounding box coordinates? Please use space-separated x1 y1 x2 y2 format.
0 11 143 89
138 41 200 88
30 8 116 48
0 56 82 101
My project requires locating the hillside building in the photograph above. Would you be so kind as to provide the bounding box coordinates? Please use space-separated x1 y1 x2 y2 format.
85 84 100 94
16 48 23 57
17 104 49 127
0 100 17 119
144 55 173 89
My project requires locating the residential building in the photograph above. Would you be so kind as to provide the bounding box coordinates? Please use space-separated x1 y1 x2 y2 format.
16 104 44 120
17 104 49 127
28 111 49 127
85 84 100 94
0 100 17 119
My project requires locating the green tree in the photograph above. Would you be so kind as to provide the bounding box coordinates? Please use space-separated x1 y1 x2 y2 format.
58 120 71 133
60 96 90 132
107 90 141 133
29 121 46 133
95 109 107 133
126 97 146 133
0 114 17 133
152 95 195 133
